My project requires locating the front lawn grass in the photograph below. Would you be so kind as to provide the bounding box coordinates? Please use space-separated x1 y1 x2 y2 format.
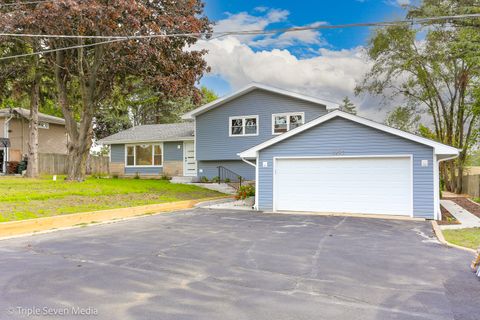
0 176 223 222
443 228 480 250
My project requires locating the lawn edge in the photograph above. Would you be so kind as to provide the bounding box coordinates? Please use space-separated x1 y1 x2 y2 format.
431 221 476 254
0 196 230 239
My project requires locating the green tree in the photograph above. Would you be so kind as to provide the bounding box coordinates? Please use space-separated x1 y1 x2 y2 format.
200 86 218 105
339 96 357 115
2 0 212 181
356 1 480 193
385 106 421 133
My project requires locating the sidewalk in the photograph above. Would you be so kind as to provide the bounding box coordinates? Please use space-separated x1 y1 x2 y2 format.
440 199 480 230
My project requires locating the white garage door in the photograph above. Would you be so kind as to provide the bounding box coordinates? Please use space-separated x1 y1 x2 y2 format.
274 156 412 216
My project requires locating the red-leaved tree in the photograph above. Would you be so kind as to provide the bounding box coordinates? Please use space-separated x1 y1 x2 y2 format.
1 0 211 180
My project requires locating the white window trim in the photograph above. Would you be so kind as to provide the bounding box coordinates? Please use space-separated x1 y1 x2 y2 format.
124 143 164 167
271 112 305 135
229 115 259 137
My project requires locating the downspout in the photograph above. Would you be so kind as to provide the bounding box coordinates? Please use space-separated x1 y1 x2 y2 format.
3 114 13 173
240 156 258 210
435 153 460 220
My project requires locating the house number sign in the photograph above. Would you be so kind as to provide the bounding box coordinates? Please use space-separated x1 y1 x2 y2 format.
333 150 345 156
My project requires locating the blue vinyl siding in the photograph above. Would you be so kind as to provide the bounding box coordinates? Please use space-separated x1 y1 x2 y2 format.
196 88 327 161
164 141 184 161
257 117 435 219
198 160 255 180
110 144 125 163
124 166 163 175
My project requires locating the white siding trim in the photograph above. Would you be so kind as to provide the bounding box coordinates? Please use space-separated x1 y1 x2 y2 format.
255 153 259 210
272 155 414 217
239 110 459 158
433 153 439 220
181 83 336 120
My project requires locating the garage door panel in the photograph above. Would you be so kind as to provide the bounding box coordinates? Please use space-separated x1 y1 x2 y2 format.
274 157 412 216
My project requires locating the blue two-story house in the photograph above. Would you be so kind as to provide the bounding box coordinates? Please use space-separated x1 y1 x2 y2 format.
99 83 458 220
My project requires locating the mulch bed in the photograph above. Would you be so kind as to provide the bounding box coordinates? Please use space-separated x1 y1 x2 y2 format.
449 197 480 219
438 205 460 225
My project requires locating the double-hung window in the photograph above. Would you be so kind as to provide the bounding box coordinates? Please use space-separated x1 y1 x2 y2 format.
229 115 258 137
272 112 304 134
125 144 163 166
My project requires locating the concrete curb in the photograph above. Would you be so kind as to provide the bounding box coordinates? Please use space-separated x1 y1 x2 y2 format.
194 197 236 208
431 221 476 254
0 196 229 239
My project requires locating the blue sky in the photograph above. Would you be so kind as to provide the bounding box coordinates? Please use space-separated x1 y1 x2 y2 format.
198 0 409 101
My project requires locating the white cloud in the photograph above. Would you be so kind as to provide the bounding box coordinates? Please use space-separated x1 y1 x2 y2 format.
193 7 400 120
195 36 370 103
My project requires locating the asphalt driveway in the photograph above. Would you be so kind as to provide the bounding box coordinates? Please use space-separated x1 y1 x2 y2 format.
0 209 478 320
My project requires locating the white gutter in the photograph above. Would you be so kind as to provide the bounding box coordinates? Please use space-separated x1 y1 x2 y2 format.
240 157 256 168
435 154 459 220
240 154 259 210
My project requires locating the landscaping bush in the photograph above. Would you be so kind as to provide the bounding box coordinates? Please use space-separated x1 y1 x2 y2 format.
236 184 255 200
211 176 220 183
161 175 171 180
224 178 231 183
134 172 140 179
200 176 209 183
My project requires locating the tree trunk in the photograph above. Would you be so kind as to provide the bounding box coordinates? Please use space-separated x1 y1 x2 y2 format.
26 72 40 178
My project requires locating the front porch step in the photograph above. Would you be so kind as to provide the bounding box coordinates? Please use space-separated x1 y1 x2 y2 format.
171 176 198 183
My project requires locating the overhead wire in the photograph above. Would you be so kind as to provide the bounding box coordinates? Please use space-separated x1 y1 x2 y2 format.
0 13 478 61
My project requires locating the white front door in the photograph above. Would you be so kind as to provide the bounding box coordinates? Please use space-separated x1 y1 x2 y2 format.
183 141 197 176
274 156 413 216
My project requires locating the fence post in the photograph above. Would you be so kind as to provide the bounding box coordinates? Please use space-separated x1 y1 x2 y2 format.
217 166 221 184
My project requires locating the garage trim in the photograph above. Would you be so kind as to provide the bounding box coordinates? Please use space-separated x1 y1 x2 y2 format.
272 154 414 217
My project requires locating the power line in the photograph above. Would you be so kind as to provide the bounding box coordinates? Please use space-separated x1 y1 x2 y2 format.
0 13 479 40
0 0 54 7
0 13 479 61
0 38 124 61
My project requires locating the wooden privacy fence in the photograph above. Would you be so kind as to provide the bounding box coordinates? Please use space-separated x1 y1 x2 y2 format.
38 153 109 175
462 174 480 198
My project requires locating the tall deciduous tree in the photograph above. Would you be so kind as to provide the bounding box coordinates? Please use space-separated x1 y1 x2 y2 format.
356 1 480 193
3 0 211 181
0 19 43 178
385 106 421 134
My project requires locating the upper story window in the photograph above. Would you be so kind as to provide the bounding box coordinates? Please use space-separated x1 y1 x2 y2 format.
125 144 163 167
38 121 49 129
272 112 305 134
229 115 258 137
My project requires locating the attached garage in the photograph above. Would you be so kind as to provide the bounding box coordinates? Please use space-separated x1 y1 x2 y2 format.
239 110 459 220
274 156 413 216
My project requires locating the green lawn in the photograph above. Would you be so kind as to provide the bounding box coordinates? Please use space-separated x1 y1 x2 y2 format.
0 176 223 222
443 228 480 250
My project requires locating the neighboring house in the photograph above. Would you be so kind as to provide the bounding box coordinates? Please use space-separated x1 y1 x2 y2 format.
99 83 459 220
0 108 68 173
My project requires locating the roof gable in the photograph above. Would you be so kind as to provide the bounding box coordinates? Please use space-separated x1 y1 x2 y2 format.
181 83 338 120
239 110 459 158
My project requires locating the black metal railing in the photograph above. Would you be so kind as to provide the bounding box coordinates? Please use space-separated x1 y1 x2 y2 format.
217 166 242 190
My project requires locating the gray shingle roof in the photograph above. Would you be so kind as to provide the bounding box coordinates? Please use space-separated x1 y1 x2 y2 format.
0 108 65 125
98 122 194 144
